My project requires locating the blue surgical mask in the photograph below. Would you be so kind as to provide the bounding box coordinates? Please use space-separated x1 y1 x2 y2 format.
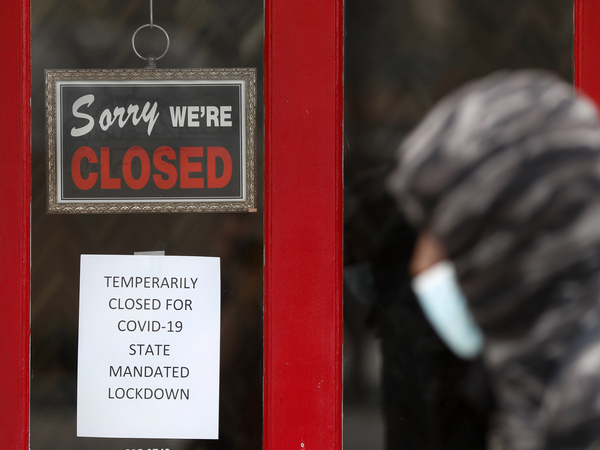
411 260 484 359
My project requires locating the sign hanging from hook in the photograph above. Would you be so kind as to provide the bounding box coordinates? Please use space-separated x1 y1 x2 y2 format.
150 0 154 28
45 67 257 214
44 1 257 215
132 0 170 67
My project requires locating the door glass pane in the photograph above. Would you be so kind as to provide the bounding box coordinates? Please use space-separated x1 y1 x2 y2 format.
30 1 263 449
343 2 574 449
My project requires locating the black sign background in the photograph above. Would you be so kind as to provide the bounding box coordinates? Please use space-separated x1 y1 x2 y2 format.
58 82 244 201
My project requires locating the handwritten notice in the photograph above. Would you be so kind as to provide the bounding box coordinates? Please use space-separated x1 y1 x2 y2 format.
77 254 220 439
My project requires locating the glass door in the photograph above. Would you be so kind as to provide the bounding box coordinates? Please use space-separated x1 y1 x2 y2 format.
343 1 574 449
30 1 263 449
1 0 343 449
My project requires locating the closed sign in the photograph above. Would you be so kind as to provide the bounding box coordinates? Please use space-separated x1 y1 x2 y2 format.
46 69 257 213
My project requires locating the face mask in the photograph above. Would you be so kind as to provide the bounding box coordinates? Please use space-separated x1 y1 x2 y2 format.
411 260 484 359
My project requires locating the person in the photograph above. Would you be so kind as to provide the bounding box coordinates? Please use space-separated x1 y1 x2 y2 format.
386 70 600 450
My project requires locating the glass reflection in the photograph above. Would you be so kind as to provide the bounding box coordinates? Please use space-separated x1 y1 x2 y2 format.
343 1 573 449
30 1 263 449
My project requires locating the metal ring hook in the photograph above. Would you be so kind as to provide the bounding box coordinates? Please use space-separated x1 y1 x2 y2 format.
132 24 170 61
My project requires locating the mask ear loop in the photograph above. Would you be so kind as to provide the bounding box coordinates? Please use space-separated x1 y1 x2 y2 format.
131 0 170 68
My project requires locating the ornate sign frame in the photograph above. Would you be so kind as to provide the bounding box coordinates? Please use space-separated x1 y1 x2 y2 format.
46 68 257 213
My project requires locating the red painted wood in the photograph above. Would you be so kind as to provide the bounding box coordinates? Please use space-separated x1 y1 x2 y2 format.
263 0 343 447
0 0 343 447
0 0 30 448
575 0 600 103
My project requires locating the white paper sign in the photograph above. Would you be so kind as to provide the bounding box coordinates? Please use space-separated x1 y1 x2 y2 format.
77 254 221 439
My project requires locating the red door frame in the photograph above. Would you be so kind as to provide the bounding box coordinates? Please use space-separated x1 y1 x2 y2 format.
263 0 343 448
0 0 31 448
575 0 600 104
0 0 343 448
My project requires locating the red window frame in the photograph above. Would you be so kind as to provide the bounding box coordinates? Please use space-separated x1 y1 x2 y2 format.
575 0 600 105
0 0 343 448
264 0 343 447
1 1 31 447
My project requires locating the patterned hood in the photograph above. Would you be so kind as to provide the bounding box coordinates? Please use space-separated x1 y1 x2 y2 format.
387 70 600 449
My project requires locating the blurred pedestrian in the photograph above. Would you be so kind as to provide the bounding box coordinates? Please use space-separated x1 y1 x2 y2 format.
387 70 600 450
